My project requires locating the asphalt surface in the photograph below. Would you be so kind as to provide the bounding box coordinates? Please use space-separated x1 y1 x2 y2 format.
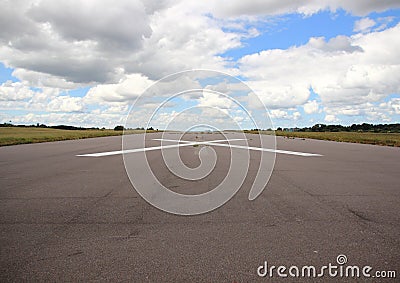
0 132 399 282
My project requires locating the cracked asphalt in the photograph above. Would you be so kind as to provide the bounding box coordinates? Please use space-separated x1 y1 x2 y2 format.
0 132 399 281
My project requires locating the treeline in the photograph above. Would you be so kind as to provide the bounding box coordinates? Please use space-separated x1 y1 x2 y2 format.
277 123 400 133
0 122 101 130
113 125 155 131
0 122 156 131
2 122 399 133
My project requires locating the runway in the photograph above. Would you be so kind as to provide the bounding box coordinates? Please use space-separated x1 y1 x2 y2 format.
0 132 399 281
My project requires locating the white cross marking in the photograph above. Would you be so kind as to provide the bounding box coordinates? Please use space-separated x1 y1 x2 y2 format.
77 138 322 157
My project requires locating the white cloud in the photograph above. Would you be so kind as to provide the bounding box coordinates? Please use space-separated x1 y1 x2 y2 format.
0 83 61 117
354 17 376 33
85 73 153 104
0 0 399 127
293 111 301 120
0 0 157 85
303 100 319 114
209 0 400 17
198 92 235 109
0 81 88 113
0 81 35 101
379 98 400 115
46 96 84 112
0 0 245 86
307 35 363 52
27 0 152 51
124 1 244 79
7 112 126 128
245 82 311 109
3 0 396 88
388 98 400 114
239 23 400 117
11 68 83 89
149 108 240 131
374 16 395 31
321 98 400 123
325 114 338 122
270 109 301 120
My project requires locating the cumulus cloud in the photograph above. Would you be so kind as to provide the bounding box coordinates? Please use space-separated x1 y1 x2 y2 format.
0 80 86 113
124 1 243 79
307 35 363 53
303 100 319 114
7 111 126 128
239 23 400 119
0 85 61 112
246 82 311 109
85 74 153 104
27 0 152 51
270 109 301 120
46 96 84 112
0 0 245 86
149 108 242 130
374 16 395 31
0 81 35 101
209 0 400 17
0 0 157 85
385 98 400 115
198 92 235 109
11 68 83 89
3 0 397 87
270 109 288 119
0 0 399 127
325 114 338 122
354 17 376 33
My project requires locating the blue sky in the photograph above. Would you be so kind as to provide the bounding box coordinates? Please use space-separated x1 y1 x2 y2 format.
0 63 16 82
0 1 399 129
223 10 356 59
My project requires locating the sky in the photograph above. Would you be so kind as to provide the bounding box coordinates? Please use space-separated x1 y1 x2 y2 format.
0 0 399 129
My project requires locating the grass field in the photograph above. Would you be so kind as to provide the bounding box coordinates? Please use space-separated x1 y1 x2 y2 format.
254 131 400 147
2 127 399 147
0 127 152 146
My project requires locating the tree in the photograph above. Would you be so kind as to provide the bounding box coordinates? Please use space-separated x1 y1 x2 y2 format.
114 125 124 131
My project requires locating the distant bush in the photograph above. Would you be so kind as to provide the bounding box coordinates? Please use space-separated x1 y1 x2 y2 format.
0 123 13 127
114 125 125 131
276 123 400 133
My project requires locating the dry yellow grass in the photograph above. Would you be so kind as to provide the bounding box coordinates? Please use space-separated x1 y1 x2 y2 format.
0 127 153 146
245 130 400 147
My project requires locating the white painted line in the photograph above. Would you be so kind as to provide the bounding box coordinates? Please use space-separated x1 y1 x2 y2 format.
152 138 247 144
77 138 323 157
203 142 322 157
155 138 322 156
76 139 243 157
77 142 198 157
